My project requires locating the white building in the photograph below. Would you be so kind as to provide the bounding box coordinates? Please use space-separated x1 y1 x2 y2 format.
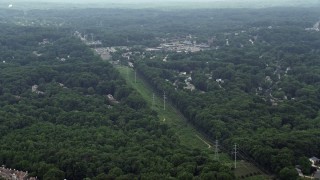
309 157 320 166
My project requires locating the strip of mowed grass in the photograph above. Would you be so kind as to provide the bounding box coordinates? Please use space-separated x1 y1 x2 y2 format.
117 66 271 179
233 161 271 180
117 66 209 149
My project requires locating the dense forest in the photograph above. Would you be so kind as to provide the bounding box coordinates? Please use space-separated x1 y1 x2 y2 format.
2 7 320 46
0 25 234 179
132 8 320 179
1 5 320 180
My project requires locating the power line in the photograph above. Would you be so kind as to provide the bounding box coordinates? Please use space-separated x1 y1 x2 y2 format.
233 144 238 169
135 70 137 83
134 70 271 176
153 88 270 174
126 66 129 79
163 91 166 111
152 93 155 108
214 139 219 161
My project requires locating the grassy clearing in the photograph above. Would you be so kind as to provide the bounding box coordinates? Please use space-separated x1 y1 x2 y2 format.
233 161 271 180
117 66 270 179
117 66 209 150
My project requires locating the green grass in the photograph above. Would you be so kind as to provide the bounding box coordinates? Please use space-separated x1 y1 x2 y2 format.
117 66 209 150
117 66 271 179
233 161 271 180
244 175 271 180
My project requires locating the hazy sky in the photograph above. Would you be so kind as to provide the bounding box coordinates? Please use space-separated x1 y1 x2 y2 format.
8 0 237 3
6 0 320 4
2 0 320 9
4 0 320 3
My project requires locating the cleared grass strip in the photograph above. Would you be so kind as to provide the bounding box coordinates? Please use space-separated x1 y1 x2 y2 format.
117 66 209 149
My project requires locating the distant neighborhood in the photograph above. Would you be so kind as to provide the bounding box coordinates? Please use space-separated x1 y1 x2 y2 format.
146 35 211 53
0 165 37 180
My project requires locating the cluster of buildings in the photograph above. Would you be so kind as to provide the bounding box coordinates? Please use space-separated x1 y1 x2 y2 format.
93 46 129 62
107 94 119 104
31 85 44 95
38 39 51 46
305 21 320 32
146 36 211 53
74 31 102 46
296 156 320 179
0 166 36 180
183 78 195 91
94 47 116 60
89 34 215 64
309 157 320 179
172 72 195 91
32 51 42 57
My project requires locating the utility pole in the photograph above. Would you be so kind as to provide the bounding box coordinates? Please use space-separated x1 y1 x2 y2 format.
152 93 155 108
214 140 219 161
126 66 129 80
91 33 94 42
234 144 237 169
163 92 166 111
135 70 137 83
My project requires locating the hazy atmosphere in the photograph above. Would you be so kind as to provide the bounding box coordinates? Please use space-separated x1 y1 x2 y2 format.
0 0 320 179
1 0 320 9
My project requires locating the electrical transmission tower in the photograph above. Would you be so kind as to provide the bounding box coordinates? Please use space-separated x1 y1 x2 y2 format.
152 93 155 108
214 140 219 161
126 66 129 79
233 144 238 169
163 92 166 111
134 70 137 83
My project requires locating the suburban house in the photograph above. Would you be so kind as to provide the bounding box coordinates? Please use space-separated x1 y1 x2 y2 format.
310 157 320 166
